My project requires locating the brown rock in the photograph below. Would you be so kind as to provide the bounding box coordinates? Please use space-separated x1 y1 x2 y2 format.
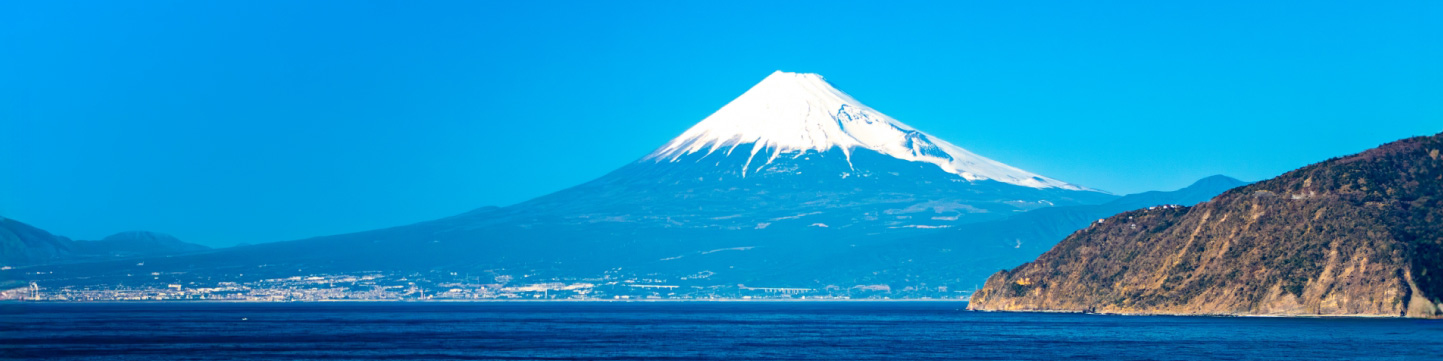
969 132 1443 318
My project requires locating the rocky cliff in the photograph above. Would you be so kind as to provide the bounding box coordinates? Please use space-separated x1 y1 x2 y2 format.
969 133 1443 318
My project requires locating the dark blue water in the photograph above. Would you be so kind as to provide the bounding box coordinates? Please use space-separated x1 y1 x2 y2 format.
2 302 1440 360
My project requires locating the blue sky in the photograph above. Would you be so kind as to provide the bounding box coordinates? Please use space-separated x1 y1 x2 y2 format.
2 1 1440 247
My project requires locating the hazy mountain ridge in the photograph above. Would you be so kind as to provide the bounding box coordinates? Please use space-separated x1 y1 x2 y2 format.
0 218 209 268
0 217 75 267
71 231 211 257
969 133 1443 317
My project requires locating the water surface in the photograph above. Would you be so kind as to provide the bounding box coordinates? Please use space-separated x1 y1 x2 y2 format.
2 302 1439 360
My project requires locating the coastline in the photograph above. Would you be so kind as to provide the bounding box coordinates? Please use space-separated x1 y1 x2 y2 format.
0 298 971 304
968 308 1419 319
11 298 1434 320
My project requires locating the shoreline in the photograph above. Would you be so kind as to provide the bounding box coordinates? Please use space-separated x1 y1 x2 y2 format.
968 308 1423 320
9 300 1434 319
1 298 970 304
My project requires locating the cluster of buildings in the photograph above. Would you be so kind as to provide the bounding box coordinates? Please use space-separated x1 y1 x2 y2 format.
2 269 972 302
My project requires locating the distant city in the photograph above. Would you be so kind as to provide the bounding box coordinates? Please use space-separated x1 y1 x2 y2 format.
3 268 969 302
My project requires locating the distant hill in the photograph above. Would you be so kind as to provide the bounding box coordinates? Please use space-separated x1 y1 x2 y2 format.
70 231 210 258
970 132 1443 317
0 217 75 266
0 219 209 267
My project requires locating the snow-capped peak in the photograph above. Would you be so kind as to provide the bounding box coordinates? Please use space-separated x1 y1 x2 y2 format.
645 71 1083 190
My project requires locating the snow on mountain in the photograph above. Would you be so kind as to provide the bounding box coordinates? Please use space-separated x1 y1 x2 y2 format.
646 71 1083 190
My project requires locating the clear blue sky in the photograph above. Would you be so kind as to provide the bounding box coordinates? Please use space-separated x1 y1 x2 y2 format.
2 1 1440 247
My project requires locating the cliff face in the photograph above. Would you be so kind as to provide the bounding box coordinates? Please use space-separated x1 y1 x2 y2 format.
969 133 1443 318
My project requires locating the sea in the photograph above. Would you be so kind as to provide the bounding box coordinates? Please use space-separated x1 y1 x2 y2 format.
2 301 1440 360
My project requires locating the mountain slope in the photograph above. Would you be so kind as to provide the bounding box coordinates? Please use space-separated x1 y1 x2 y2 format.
0 218 209 267
0 217 75 267
969 133 1443 317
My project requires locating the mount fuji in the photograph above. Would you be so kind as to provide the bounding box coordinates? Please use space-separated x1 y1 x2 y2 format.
13 72 1248 296
528 71 1113 234
648 71 1082 189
